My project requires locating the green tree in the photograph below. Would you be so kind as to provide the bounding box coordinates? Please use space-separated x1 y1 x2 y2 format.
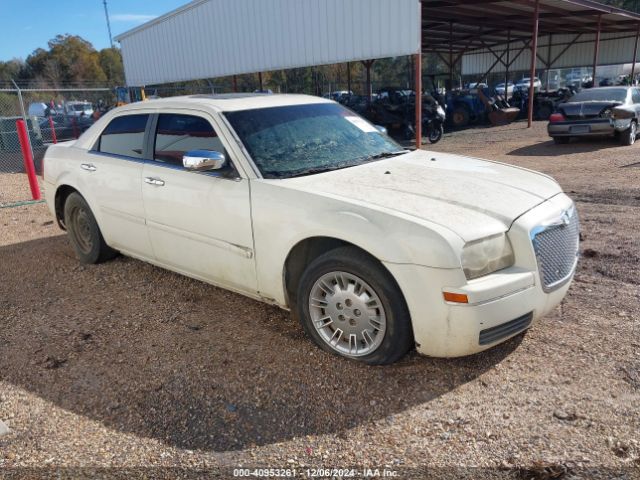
25 35 106 86
99 47 125 86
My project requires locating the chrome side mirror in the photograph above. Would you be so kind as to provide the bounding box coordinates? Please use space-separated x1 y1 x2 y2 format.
183 150 226 171
375 125 388 135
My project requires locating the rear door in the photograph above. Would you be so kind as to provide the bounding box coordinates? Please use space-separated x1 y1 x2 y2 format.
141 111 256 294
84 112 154 257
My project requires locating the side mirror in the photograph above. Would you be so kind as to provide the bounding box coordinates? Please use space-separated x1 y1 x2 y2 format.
183 150 226 171
375 125 388 135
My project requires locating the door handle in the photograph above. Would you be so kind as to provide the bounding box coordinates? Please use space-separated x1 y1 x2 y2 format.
144 177 165 186
80 163 96 172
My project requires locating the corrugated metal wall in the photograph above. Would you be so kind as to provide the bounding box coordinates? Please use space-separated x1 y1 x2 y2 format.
462 32 638 75
116 0 420 86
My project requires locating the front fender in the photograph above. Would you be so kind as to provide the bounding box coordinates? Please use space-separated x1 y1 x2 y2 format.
250 181 464 305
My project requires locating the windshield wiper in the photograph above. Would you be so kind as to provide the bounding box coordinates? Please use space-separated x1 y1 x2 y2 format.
359 150 410 162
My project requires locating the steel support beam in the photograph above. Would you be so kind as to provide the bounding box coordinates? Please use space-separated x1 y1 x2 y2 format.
528 0 540 128
632 24 640 84
591 15 601 87
505 29 511 98
416 1 423 149
362 60 374 105
347 62 352 94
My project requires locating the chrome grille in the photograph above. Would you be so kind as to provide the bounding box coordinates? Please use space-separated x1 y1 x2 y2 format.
531 207 580 292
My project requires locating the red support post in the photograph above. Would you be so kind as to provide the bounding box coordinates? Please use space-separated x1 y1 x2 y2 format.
631 24 639 84
528 0 540 128
591 15 601 88
232 75 238 92
48 115 57 144
415 53 422 149
16 119 41 200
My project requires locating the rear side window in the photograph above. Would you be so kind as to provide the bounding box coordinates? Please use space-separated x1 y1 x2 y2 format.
632 89 640 104
153 114 224 166
98 114 149 159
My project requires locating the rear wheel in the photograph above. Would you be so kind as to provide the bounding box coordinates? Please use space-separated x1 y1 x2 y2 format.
553 136 570 144
296 247 413 365
451 107 470 128
64 192 117 264
620 121 637 146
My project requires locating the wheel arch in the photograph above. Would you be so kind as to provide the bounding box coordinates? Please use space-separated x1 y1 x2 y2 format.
282 236 406 313
54 184 81 230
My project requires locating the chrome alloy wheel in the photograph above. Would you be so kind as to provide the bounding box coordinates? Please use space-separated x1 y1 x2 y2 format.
308 271 387 357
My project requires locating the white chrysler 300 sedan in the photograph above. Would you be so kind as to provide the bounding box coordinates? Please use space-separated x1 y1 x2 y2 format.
43 94 579 364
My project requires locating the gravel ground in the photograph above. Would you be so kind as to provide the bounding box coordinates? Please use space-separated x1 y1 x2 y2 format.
0 121 638 479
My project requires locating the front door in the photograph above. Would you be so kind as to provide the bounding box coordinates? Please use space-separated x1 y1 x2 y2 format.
141 111 257 294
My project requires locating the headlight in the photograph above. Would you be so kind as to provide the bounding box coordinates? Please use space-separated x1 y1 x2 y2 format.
461 233 514 280
436 105 445 117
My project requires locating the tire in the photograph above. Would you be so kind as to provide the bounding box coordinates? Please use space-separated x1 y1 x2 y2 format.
620 121 637 146
428 124 444 144
451 107 470 128
553 136 570 145
536 104 553 121
296 246 413 365
63 192 117 264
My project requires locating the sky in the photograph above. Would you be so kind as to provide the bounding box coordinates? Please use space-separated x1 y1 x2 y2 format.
0 0 187 61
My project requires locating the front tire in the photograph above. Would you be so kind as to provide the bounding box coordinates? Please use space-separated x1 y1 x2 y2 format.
428 124 444 144
296 247 413 365
63 192 117 264
620 121 637 146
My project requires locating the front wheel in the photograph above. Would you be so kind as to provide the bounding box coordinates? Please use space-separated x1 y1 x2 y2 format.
428 124 444 144
296 247 413 365
63 192 117 264
621 121 637 146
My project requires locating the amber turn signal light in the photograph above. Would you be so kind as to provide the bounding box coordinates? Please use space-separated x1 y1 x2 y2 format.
443 291 469 304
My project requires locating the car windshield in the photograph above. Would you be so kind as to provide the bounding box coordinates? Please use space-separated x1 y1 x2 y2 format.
224 103 404 179
72 104 90 111
569 88 627 103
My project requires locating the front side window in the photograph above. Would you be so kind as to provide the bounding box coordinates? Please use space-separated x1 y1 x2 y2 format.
631 89 640 105
153 114 225 166
224 103 403 179
98 114 149 159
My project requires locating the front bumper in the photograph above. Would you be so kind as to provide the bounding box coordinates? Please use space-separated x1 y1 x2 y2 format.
385 193 577 358
548 118 631 137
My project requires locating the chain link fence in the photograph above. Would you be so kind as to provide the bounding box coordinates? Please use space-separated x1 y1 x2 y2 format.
0 87 115 176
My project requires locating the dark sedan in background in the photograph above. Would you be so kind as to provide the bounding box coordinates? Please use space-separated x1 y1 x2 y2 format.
547 87 640 146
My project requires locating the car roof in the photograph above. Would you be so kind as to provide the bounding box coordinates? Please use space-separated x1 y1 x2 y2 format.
119 93 333 113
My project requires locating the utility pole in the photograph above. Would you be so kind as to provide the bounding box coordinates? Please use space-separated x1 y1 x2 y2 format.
103 0 114 48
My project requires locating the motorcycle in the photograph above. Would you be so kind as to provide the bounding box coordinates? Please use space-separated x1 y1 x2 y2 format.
422 94 446 144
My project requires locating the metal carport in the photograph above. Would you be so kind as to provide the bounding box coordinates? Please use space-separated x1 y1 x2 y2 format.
421 0 640 127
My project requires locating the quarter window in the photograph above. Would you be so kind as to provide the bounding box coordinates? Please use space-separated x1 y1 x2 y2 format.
153 114 225 166
98 114 149 159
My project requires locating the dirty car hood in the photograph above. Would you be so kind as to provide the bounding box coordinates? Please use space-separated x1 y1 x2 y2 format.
278 149 562 242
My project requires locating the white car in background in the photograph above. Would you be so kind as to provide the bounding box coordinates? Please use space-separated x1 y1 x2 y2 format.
495 82 514 96
515 77 543 91
43 94 579 364
64 101 94 117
